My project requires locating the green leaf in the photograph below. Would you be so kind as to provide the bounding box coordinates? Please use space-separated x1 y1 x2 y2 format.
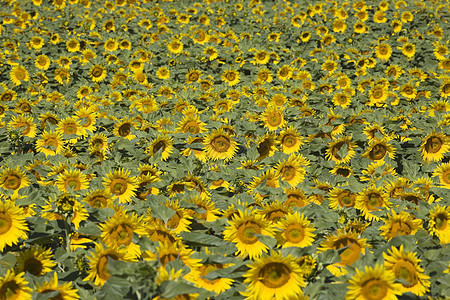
160 281 202 298
181 232 227 247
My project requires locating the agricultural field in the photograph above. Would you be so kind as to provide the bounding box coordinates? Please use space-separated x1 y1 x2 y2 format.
0 0 450 299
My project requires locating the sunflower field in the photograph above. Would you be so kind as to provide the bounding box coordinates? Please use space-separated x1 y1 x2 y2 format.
0 0 450 299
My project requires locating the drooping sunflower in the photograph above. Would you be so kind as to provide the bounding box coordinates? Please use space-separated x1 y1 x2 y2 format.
223 209 276 259
260 105 286 131
325 135 357 164
221 69 240 86
432 162 450 189
379 210 423 241
278 126 303 154
89 64 107 82
56 169 89 193
275 154 310 187
383 245 431 296
10 65 30 86
146 135 174 161
0 167 30 197
0 201 28 251
99 208 145 258
188 194 220 222
356 185 390 221
0 269 32 300
427 205 450 244
329 187 356 209
203 129 238 161
420 131 450 162
16 245 56 277
275 212 316 248
36 272 80 299
195 263 234 294
362 138 396 161
84 243 135 286
256 133 278 160
346 264 401 300
103 168 138 203
319 229 367 276
113 117 136 140
241 251 305 300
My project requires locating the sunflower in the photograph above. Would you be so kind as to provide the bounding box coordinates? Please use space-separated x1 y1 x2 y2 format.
0 201 28 251
432 162 450 189
319 229 367 276
84 243 135 286
275 212 316 248
428 205 450 244
221 69 240 86
256 68 273 84
277 65 292 81
322 59 338 74
325 135 357 164
260 106 286 131
57 117 86 142
167 39 183 54
35 54 51 70
103 168 138 203
89 65 107 82
375 43 393 61
223 209 276 259
356 185 390 221
113 117 136 140
143 221 180 245
257 200 291 223
383 245 430 296
0 167 30 197
332 92 352 108
330 165 353 178
346 264 401 300
278 126 303 154
254 49 270 65
440 77 450 99
362 138 396 161
104 38 118 52
177 115 206 134
56 169 89 193
420 131 450 162
10 65 30 86
399 42 416 58
203 129 238 161
16 245 56 277
36 272 80 299
275 154 310 187
195 263 234 294
329 187 356 209
247 170 280 201
83 189 112 209
0 269 32 300
41 194 88 230
379 211 423 241
241 251 305 300
188 194 220 222
66 38 80 52
99 208 144 258
9 115 36 138
368 84 389 106
75 107 97 133
157 199 193 234
147 135 174 161
156 67 170 79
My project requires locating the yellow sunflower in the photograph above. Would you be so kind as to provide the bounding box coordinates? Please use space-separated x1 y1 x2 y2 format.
379 210 423 241
440 77 450 99
147 135 174 161
16 245 56 277
254 49 270 65
221 69 240 86
278 126 303 154
383 245 430 296
35 54 51 70
420 132 450 162
157 199 193 234
346 264 401 300
194 263 235 294
167 39 184 54
275 212 316 248
428 205 450 244
0 167 30 197
203 129 238 161
89 65 107 82
332 92 352 108
57 117 86 142
368 84 389 106
0 201 29 251
362 138 396 161
99 208 145 258
356 185 390 221
103 168 138 203
330 165 353 178
83 189 112 209
223 209 276 259
176 114 206 134
56 169 89 193
325 135 357 164
432 162 450 189
84 243 135 286
375 43 393 61
36 272 80 299
399 42 416 58
241 251 305 300
156 67 170 79
113 117 136 140
10 65 30 86
319 229 367 276
0 269 32 300
275 154 310 186
260 105 286 131
329 187 356 209
247 169 280 201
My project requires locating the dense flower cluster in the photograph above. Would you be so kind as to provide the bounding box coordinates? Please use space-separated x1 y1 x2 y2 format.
0 0 449 299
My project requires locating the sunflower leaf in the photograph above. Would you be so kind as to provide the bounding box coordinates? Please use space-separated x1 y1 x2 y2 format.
160 281 203 298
